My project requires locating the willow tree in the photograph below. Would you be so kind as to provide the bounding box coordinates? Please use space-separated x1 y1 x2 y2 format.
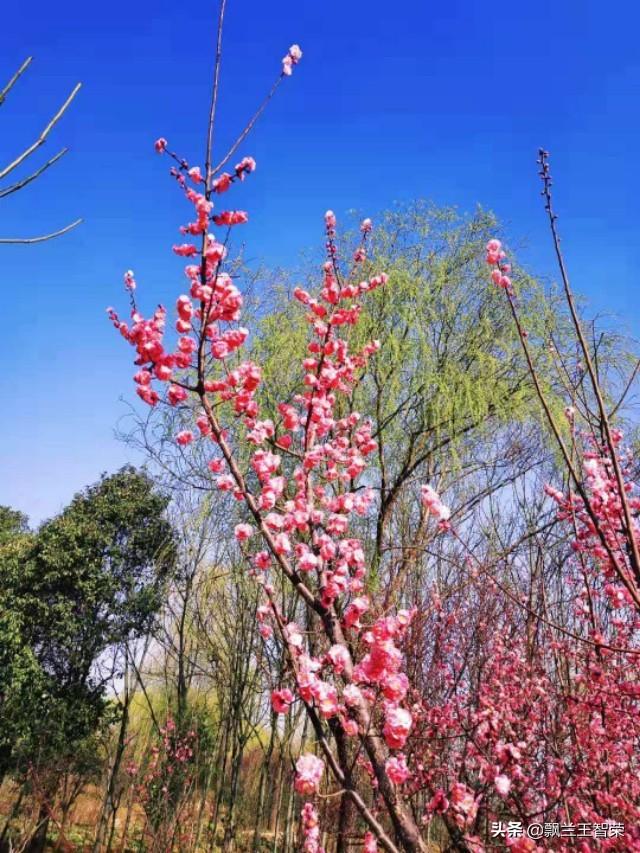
252 203 564 590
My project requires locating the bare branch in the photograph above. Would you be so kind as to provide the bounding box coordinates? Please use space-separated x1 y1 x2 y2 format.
0 56 32 106
0 217 82 244
204 0 227 188
210 75 283 178
0 82 81 181
610 355 640 418
0 147 68 199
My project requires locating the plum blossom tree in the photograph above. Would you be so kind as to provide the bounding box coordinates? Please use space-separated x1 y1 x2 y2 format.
108 7 640 852
108 13 437 849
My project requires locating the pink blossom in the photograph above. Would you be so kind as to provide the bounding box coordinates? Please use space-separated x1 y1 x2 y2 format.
342 684 363 707
300 803 322 853
173 243 199 257
383 706 412 750
420 483 451 522
283 622 304 649
343 596 369 629
385 754 410 784
381 672 409 702
213 210 249 226
326 644 350 674
297 548 319 572
271 688 294 714
485 238 503 266
253 551 271 571
282 44 303 76
167 384 187 406
494 774 511 797
342 718 358 736
212 173 232 193
216 474 235 491
259 623 273 640
235 156 256 177
176 430 194 446
364 832 377 853
311 681 339 717
428 790 449 814
154 137 167 153
449 783 479 823
274 532 292 554
234 523 254 542
211 340 230 359
294 753 324 795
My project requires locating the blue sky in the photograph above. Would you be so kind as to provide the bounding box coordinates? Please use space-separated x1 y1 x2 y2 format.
1 0 639 524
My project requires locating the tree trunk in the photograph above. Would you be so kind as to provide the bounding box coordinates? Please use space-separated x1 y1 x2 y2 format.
25 802 50 853
251 717 277 853
94 655 131 853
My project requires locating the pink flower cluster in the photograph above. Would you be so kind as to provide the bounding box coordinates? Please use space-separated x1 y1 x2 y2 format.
294 753 325 795
110 56 462 848
485 238 513 292
282 44 302 76
134 717 198 812
300 803 324 853
420 483 451 526
413 566 640 851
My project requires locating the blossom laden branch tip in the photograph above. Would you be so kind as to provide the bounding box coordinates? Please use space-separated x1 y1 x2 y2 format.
282 44 303 76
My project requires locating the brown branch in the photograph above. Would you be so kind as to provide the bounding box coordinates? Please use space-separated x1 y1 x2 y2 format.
503 286 640 611
265 592 402 853
204 0 227 190
0 82 81 181
538 149 640 584
0 217 82 244
210 74 284 178
450 528 640 657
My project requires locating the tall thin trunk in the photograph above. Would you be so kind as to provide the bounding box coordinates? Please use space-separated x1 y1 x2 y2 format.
116 786 134 853
210 714 231 846
270 756 284 853
282 781 296 853
94 655 131 853
251 718 277 853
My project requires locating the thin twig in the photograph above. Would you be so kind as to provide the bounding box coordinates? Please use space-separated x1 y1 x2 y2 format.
0 217 82 244
204 0 227 192
0 147 68 199
538 149 640 583
210 75 283 177
0 56 32 106
450 528 640 657
0 82 81 181
610 356 640 418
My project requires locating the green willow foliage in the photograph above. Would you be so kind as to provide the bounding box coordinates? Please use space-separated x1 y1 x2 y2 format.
251 204 564 570
255 203 558 444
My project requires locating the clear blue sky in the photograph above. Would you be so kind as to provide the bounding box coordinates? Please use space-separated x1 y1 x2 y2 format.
1 0 639 524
